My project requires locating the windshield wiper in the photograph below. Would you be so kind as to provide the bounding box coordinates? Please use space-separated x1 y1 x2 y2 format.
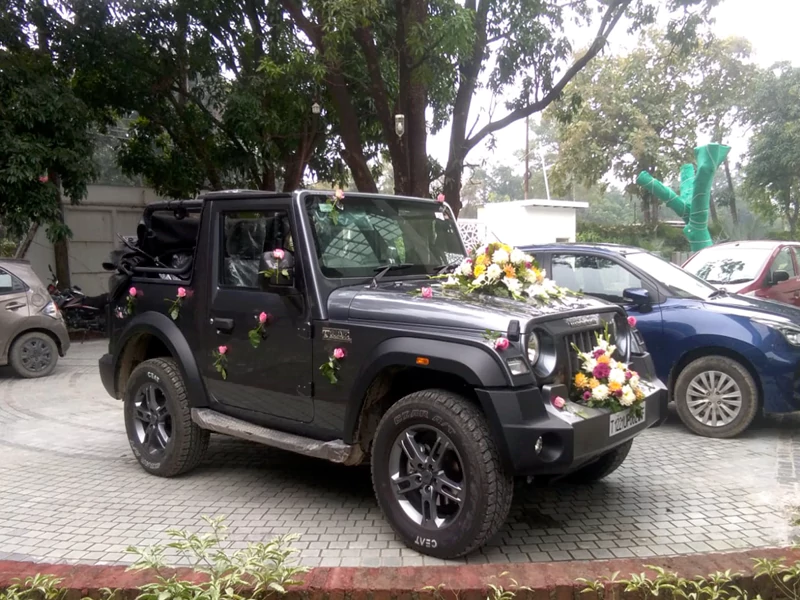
435 258 464 275
706 278 752 285
708 288 729 299
370 263 415 287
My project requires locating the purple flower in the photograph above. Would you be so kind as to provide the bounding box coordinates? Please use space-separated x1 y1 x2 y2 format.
593 362 611 380
592 348 605 359
626 371 633 380
614 388 623 398
583 390 591 400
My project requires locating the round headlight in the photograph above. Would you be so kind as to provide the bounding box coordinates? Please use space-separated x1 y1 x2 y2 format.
527 333 540 364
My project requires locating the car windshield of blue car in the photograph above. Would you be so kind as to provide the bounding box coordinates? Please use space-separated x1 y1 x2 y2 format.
682 246 772 284
306 195 466 278
625 251 717 299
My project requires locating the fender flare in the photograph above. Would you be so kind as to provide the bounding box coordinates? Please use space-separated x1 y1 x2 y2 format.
342 337 509 442
113 311 208 406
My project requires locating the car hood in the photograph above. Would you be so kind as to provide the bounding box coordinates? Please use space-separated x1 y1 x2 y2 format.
328 281 616 332
705 292 800 326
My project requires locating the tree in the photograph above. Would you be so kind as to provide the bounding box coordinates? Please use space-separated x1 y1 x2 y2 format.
547 30 752 225
66 0 343 197
0 0 102 284
744 64 800 237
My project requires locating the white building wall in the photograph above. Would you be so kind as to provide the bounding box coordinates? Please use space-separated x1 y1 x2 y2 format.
25 185 169 296
476 203 580 247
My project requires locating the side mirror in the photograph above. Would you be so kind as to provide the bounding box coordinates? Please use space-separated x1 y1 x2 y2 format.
258 251 295 288
769 270 790 286
623 287 651 311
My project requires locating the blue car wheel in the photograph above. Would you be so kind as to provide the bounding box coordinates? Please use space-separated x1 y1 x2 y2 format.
674 356 759 438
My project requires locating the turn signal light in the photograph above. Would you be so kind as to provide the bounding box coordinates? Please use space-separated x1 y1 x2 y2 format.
416 356 430 366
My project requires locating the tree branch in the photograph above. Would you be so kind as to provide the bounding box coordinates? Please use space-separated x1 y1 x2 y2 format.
353 26 399 154
465 0 631 152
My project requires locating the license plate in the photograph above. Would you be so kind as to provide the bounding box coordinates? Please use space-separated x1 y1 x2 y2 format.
608 406 646 436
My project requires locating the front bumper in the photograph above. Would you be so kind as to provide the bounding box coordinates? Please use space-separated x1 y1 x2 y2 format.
99 353 117 398
476 351 668 476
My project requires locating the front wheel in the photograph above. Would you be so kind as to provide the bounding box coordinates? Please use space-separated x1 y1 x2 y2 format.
123 357 209 476
674 356 759 438
371 389 513 559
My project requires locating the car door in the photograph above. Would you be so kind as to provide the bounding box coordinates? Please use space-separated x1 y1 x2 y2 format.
544 252 667 373
0 266 30 357
200 200 314 423
760 245 799 305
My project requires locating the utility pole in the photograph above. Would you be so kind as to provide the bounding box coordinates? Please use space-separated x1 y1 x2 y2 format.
524 114 530 200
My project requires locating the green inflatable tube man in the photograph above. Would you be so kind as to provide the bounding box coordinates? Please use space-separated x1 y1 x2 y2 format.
635 143 730 251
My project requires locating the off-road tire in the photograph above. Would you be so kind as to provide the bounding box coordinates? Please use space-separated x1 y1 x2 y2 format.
565 440 633 484
674 355 759 439
124 357 209 476
9 332 58 378
371 389 513 559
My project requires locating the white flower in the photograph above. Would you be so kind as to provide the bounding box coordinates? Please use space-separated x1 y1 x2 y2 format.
596 338 610 351
458 260 473 276
473 274 487 286
526 283 546 298
609 359 619 369
620 385 636 406
525 269 540 283
582 357 598 373
503 276 523 295
608 368 627 385
510 249 526 265
487 264 503 280
492 248 510 264
629 374 640 388
592 384 609 401
445 275 458 286
542 278 560 295
524 254 535 264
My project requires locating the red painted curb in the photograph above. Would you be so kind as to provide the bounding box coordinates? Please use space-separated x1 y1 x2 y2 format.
1 547 799 599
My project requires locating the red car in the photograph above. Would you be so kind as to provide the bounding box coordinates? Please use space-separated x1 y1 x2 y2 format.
682 240 800 306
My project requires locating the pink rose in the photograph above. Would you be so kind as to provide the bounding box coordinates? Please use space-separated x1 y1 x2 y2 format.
218 345 228 355
553 396 566 409
465 258 472 264
494 337 509 350
583 390 591 401
333 347 346 360
177 287 187 298
273 248 285 260
436 193 445 203
259 311 268 324
421 287 433 299
335 188 345 200
627 316 637 327
129 286 137 297
39 175 48 183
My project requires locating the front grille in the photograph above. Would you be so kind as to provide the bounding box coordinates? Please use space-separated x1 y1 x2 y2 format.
565 327 607 377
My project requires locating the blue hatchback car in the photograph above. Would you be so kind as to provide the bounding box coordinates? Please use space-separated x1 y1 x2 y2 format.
524 243 800 438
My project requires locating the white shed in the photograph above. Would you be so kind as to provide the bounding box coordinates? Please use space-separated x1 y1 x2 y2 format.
475 199 588 247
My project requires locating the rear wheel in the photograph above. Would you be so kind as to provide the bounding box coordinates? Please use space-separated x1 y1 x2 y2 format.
123 357 209 476
9 332 58 378
371 389 513 559
674 356 759 438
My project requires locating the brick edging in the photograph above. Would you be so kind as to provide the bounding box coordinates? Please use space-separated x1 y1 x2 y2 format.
1 547 799 599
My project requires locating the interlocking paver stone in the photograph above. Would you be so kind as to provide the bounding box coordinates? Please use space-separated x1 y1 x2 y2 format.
1 341 799 566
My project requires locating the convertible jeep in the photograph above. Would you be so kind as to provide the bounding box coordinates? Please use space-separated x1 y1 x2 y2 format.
99 190 667 558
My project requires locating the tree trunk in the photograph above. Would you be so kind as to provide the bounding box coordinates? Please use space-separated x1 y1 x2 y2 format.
404 0 429 198
709 194 718 225
15 224 38 260
723 157 738 225
790 194 799 238
50 171 71 288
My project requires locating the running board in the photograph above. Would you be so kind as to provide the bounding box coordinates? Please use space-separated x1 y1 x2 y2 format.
191 409 364 465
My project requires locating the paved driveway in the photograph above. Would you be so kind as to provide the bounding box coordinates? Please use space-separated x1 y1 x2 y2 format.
1 341 798 568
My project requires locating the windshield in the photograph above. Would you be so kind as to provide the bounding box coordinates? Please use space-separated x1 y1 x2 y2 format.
683 246 772 284
624 251 717 299
306 194 466 278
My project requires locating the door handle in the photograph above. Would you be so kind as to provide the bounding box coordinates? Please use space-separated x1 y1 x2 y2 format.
210 317 235 333
5 302 25 310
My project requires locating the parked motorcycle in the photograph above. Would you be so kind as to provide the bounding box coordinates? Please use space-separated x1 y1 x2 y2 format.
48 266 109 335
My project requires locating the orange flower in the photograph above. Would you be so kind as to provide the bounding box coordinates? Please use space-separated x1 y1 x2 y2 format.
597 354 611 364
588 378 600 389
608 381 622 393
574 373 588 389
473 264 486 277
503 264 516 278
533 268 544 284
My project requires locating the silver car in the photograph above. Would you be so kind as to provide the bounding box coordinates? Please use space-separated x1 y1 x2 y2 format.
0 260 70 377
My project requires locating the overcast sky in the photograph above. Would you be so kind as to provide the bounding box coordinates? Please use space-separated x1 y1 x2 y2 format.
427 0 800 179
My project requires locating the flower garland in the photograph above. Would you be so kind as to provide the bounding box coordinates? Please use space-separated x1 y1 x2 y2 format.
440 242 570 303
570 326 645 416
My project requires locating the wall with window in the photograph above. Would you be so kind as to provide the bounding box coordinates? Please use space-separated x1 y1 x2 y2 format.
475 199 588 247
